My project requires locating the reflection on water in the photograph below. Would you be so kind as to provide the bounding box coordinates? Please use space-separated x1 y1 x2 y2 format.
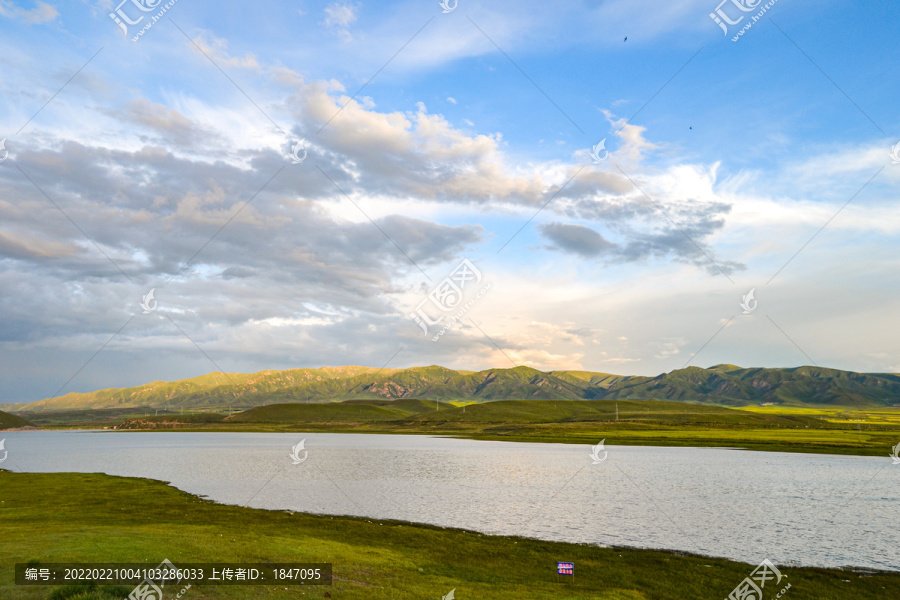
4 431 897 570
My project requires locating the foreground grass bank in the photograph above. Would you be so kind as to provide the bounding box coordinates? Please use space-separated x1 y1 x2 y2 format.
94 399 900 456
1 471 897 600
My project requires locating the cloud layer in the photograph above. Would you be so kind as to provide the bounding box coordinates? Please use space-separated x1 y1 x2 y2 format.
0 0 898 403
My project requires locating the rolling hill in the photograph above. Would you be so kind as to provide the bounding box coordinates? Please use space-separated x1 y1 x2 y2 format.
226 398 808 427
0 409 33 430
8 363 900 414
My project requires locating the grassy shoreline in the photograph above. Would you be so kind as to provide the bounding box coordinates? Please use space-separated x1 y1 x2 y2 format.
32 425 898 457
1 470 897 600
16 399 900 457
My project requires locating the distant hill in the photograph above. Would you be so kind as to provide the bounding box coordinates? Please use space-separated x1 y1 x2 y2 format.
228 398 808 428
0 409 33 429
228 398 439 424
9 364 900 414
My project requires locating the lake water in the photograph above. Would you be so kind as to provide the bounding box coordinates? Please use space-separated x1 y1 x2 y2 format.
2 431 897 571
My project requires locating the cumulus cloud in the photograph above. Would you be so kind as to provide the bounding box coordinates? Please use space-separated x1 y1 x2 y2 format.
0 42 745 402
539 218 743 275
3 22 894 404
537 125 743 275
539 223 616 257
103 99 225 149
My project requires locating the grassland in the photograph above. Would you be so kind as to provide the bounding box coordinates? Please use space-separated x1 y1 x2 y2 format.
0 409 32 430
11 407 158 429
98 399 900 456
1 470 896 600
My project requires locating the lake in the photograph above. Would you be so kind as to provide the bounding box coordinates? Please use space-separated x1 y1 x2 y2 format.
2 431 896 570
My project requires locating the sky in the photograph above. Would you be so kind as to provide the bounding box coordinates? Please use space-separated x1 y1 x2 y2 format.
0 0 898 403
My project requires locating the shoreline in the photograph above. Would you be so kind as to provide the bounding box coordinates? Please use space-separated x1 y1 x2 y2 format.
3 440 895 573
2 470 898 600
5 424 893 458
9 398 900 459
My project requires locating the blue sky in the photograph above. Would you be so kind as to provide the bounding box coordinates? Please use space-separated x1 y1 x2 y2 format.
1 0 899 402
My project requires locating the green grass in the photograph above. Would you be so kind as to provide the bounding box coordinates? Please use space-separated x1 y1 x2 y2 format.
0 409 32 430
101 399 900 457
44 582 134 600
1 471 896 600
230 398 437 422
15 408 162 428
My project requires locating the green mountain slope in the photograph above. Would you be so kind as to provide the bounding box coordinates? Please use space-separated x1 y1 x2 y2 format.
9 364 900 413
600 365 900 406
0 409 33 429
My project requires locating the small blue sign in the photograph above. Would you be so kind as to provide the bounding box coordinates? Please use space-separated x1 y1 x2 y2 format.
557 562 574 575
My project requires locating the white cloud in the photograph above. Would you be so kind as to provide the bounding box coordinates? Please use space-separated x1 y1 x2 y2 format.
651 339 686 360
1 20 899 404
323 1 359 40
0 0 58 24
190 31 260 69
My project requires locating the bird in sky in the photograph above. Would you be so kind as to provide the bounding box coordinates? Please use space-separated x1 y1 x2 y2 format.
624 36 628 42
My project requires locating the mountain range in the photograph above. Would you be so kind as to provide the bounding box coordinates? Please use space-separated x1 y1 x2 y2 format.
7 364 900 413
